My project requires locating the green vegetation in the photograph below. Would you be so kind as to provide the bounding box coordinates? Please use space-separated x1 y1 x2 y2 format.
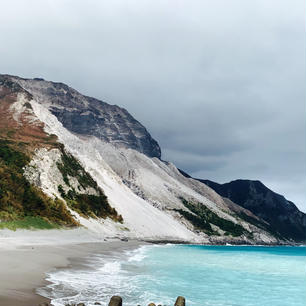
176 208 215 233
176 198 246 237
59 185 122 221
0 139 78 228
0 138 122 229
0 140 30 168
0 216 60 231
56 146 123 222
57 145 98 189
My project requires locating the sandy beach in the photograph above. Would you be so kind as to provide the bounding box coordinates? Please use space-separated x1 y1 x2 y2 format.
0 229 143 306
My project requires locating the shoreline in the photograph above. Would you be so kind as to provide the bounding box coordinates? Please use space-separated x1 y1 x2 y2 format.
143 238 304 246
1 229 303 306
0 229 144 306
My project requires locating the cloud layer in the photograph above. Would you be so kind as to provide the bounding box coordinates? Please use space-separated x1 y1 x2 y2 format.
1 0 305 210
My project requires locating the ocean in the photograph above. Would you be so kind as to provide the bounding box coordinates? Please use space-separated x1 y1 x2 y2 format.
38 245 306 306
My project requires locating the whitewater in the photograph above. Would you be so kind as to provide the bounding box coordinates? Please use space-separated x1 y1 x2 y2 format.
38 244 306 306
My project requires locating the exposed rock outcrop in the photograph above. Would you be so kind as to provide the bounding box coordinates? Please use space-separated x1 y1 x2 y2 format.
9 75 161 158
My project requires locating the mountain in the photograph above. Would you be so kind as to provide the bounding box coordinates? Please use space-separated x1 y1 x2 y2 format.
12 76 161 158
200 179 306 242
0 74 304 244
0 76 122 229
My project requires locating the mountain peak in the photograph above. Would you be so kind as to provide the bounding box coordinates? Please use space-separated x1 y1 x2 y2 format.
2 74 161 159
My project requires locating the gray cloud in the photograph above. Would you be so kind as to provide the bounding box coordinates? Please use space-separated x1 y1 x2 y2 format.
0 0 305 211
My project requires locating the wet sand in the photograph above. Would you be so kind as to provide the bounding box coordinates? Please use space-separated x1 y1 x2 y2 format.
0 229 142 306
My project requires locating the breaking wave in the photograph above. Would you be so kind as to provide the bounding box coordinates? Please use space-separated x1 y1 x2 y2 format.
38 245 306 306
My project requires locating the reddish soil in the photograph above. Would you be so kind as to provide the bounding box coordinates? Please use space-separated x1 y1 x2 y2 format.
0 87 58 153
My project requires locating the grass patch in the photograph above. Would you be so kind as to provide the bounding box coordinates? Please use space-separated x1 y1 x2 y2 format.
176 198 247 237
0 216 60 231
175 208 215 233
56 145 97 189
58 185 123 222
0 139 30 168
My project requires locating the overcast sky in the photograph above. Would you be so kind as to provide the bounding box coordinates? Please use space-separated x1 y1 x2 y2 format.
1 0 305 211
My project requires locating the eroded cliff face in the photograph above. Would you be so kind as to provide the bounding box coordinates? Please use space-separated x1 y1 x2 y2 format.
0 75 198 240
10 76 161 158
1 74 304 243
0 75 122 230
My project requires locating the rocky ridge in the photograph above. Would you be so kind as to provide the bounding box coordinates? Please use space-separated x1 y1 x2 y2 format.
9 75 161 158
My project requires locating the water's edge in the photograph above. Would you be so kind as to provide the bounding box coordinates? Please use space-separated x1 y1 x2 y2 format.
37 243 306 306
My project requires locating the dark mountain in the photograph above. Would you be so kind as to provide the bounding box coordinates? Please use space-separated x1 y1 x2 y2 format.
199 179 306 242
7 75 161 158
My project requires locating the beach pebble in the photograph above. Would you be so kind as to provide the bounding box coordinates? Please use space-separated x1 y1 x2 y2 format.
148 303 156 306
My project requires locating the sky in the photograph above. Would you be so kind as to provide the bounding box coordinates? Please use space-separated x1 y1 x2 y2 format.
0 0 305 211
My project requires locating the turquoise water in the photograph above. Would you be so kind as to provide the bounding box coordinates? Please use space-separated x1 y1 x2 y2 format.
127 245 306 306
41 245 306 306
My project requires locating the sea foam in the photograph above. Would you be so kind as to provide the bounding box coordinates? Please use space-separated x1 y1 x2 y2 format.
38 245 306 306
